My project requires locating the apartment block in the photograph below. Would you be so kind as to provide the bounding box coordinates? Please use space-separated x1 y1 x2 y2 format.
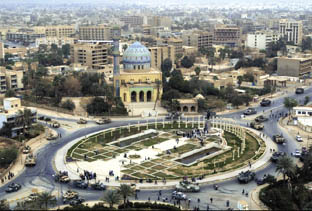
279 19 303 45
0 67 24 93
166 38 183 57
35 37 76 47
277 57 312 77
0 42 4 60
182 31 213 49
44 25 75 38
120 16 144 27
246 31 280 50
213 25 241 47
6 30 45 43
78 25 112 40
70 42 108 70
147 16 172 28
148 45 175 69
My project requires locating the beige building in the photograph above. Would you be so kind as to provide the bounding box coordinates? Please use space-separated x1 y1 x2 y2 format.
78 25 112 40
147 16 172 29
70 42 108 70
277 57 312 77
0 42 4 60
176 98 198 113
166 38 183 57
120 16 144 27
0 67 24 93
279 19 303 45
214 25 241 47
182 31 213 49
44 25 75 38
35 37 76 47
148 45 175 69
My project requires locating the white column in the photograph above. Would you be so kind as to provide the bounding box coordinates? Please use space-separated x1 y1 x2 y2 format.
155 118 157 129
128 123 130 132
147 119 149 129
178 116 181 128
163 118 165 128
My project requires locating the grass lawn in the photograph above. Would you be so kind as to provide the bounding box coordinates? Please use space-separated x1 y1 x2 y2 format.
131 172 156 179
176 143 198 154
140 137 168 147
92 155 108 160
72 152 84 160
140 161 156 168
152 165 167 170
130 165 146 171
121 169 135 174
103 152 118 158
73 148 89 154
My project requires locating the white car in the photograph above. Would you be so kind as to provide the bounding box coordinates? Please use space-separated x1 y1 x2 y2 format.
296 135 303 142
291 150 301 157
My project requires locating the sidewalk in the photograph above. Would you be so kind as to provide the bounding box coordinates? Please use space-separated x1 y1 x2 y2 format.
54 126 277 190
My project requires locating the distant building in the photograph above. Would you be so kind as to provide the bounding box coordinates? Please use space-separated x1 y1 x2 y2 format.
35 37 76 48
78 25 112 40
279 19 303 45
182 31 213 50
148 45 175 69
277 57 312 77
0 67 24 92
246 31 280 50
213 25 241 47
166 38 183 57
0 42 4 60
44 25 76 38
120 16 144 27
6 29 45 43
147 16 172 29
175 98 198 113
70 42 108 70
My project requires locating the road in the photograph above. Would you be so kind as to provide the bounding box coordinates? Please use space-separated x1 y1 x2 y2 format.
1 87 312 210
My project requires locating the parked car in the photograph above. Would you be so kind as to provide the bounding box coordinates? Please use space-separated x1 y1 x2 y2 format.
244 108 257 115
77 118 87 124
291 149 301 157
260 99 271 107
255 115 268 122
296 135 303 142
295 88 304 94
172 191 187 200
5 183 21 193
237 171 256 184
271 152 286 162
25 193 39 203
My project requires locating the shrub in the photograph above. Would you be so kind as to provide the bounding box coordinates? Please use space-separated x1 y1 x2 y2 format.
61 99 76 111
0 147 18 167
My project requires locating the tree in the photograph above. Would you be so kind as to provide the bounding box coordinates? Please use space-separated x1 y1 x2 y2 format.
5 89 16 97
171 99 180 112
219 48 227 60
181 56 194 68
122 44 128 52
276 156 295 183
36 191 56 210
0 199 9 210
87 97 111 115
102 190 121 208
237 76 243 87
161 58 172 77
0 147 18 167
61 44 70 58
61 99 76 111
284 97 298 115
63 76 81 97
197 99 208 112
304 96 310 105
153 80 161 110
117 184 134 208
15 109 33 134
194 66 201 77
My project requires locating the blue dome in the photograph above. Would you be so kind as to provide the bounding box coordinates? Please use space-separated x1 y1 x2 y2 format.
123 42 151 70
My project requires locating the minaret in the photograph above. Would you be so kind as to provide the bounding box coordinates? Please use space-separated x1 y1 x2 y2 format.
112 26 121 97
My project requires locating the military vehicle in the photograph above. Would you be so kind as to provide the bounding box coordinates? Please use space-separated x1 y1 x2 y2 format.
90 182 106 190
273 135 285 144
73 180 88 189
25 193 38 203
22 146 31 154
52 121 60 128
5 183 21 193
255 174 275 185
69 198 85 206
130 183 140 192
260 99 271 107
77 118 87 124
62 190 79 203
295 88 304 94
175 180 200 192
25 154 36 167
95 117 111 125
53 171 70 183
237 171 256 184
255 115 268 122
250 121 264 130
172 191 187 200
270 152 286 162
47 133 58 140
244 108 257 115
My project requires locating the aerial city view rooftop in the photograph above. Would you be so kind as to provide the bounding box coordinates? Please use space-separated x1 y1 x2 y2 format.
0 0 312 210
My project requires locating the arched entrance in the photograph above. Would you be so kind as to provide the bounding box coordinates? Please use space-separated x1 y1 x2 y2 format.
177 106 181 112
147 91 152 102
139 91 144 102
131 91 137 102
183 106 188 112
191 106 196 112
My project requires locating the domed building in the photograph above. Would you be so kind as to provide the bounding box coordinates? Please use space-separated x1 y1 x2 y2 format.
113 41 163 104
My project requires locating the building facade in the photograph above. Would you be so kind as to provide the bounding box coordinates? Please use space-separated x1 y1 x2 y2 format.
246 31 280 50
35 37 76 48
70 42 108 70
0 42 4 60
78 25 112 40
279 19 303 45
113 42 162 104
148 45 175 69
44 25 76 38
213 25 241 47
277 57 312 77
120 16 144 27
166 38 183 57
182 31 213 49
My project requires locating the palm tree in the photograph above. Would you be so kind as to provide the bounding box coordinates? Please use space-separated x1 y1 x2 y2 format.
276 156 295 183
15 109 33 135
118 184 134 208
283 97 298 118
0 199 9 210
36 191 57 210
153 80 161 111
102 190 121 209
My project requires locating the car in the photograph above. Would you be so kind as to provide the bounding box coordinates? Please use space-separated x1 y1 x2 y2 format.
255 115 268 123
38 116 45 120
23 146 31 154
5 183 21 193
250 121 264 130
271 152 286 162
175 180 200 192
295 88 304 94
69 198 85 206
90 182 106 190
237 171 256 184
77 118 87 124
172 191 187 200
95 117 111 125
296 135 303 142
273 135 285 144
291 149 301 157
176 131 185 136
255 174 276 185
243 108 257 115
73 180 88 189
260 99 271 107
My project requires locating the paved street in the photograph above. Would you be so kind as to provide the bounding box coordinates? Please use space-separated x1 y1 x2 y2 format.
1 86 312 209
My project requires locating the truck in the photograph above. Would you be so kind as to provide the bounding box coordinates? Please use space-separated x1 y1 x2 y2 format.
273 135 286 144
25 154 36 167
175 180 200 192
250 121 264 130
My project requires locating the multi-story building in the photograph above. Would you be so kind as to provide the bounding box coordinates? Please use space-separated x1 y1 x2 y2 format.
182 31 213 49
148 45 175 69
70 42 108 70
35 37 76 48
44 25 76 38
78 25 112 41
120 16 144 27
213 25 241 47
0 42 4 60
147 16 172 29
166 38 183 57
279 19 303 45
246 31 280 50
277 57 312 77
6 29 45 43
0 67 24 92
